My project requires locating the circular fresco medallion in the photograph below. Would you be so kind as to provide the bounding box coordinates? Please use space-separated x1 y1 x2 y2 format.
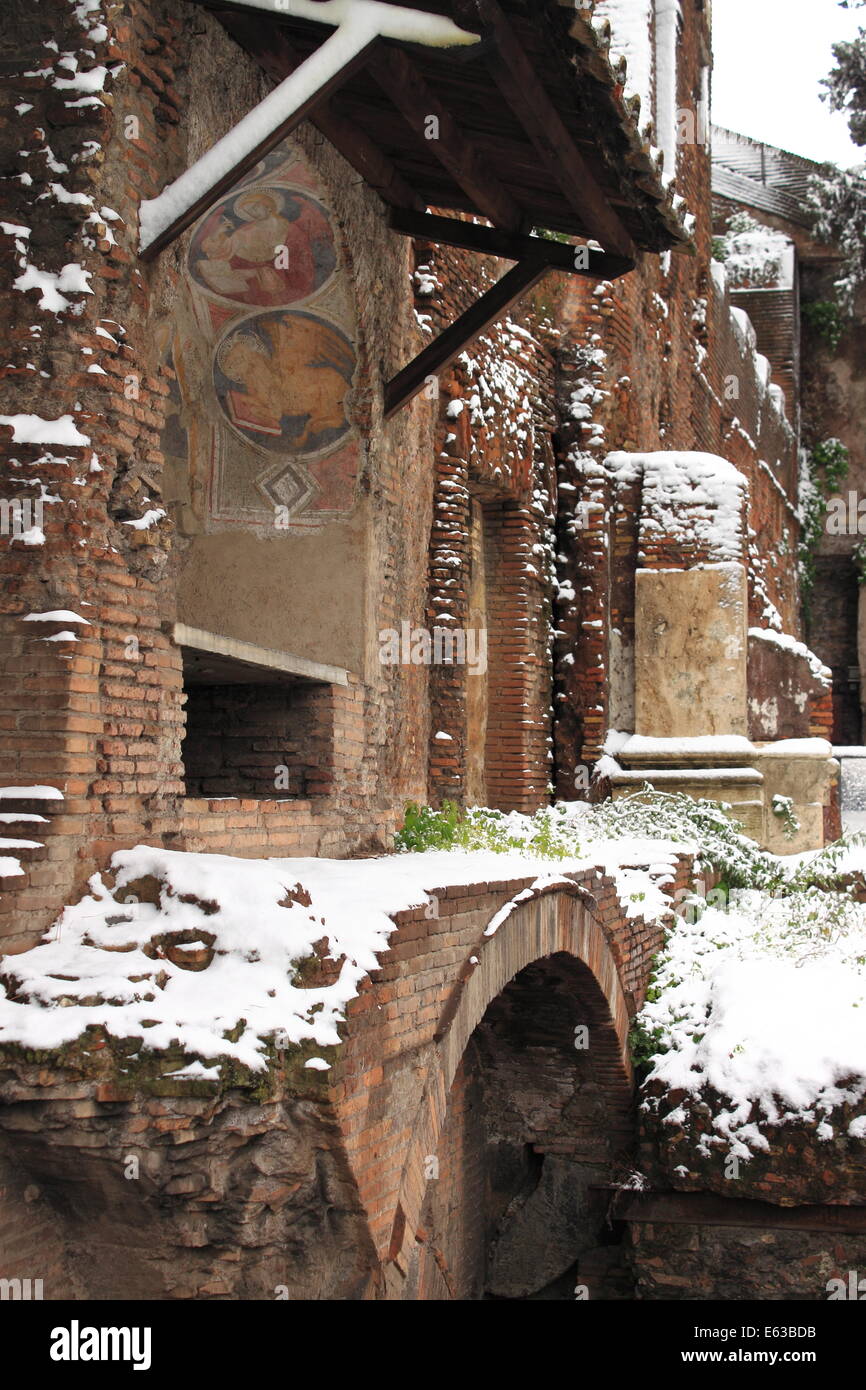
189 185 337 307
214 309 356 458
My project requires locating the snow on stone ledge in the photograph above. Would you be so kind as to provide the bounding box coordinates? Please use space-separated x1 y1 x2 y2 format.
748 626 832 687
621 735 756 759
607 450 748 563
754 738 832 759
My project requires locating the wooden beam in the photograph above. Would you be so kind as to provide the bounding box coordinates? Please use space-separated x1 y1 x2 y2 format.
310 102 425 211
139 34 379 259
384 255 548 419
367 42 526 233
389 208 635 280
216 12 424 212
458 0 636 259
605 1188 866 1234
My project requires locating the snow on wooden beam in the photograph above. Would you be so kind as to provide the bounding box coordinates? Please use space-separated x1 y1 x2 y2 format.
214 12 426 212
139 31 376 258
138 0 480 257
209 0 480 47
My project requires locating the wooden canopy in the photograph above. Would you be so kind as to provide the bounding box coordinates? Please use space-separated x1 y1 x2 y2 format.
152 0 693 415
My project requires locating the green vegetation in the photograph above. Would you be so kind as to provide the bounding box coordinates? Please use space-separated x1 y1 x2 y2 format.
771 794 800 839
811 436 851 491
396 790 863 897
802 299 846 352
799 437 850 619
395 800 578 858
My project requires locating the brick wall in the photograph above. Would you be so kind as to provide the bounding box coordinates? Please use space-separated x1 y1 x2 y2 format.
419 240 558 813
550 0 803 784
181 679 334 800
0 1140 77 1299
0 0 443 944
0 0 816 950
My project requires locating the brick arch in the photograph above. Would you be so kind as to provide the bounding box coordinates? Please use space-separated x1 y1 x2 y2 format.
410 949 636 1299
344 882 636 1297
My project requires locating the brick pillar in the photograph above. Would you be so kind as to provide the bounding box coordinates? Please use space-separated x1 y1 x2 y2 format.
0 0 187 946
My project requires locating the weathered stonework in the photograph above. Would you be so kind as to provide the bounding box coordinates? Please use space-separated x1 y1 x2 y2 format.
0 0 858 1302
0 867 693 1299
635 565 748 738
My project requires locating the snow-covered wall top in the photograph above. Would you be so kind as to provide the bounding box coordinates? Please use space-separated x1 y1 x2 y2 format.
654 0 682 185
593 0 653 126
607 450 748 564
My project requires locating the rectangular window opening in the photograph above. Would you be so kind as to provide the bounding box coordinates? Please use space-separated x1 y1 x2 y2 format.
176 626 343 802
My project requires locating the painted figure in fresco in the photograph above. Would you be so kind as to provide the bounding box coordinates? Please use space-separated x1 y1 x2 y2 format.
215 310 355 455
191 188 336 306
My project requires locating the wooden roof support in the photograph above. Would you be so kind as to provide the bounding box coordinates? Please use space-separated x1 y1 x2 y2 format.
367 43 527 232
389 208 634 279
309 100 425 212
384 209 635 419
216 12 425 212
140 1 482 256
139 34 379 258
384 254 548 419
464 0 636 259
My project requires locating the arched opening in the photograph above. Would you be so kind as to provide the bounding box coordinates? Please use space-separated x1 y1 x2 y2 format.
410 951 636 1300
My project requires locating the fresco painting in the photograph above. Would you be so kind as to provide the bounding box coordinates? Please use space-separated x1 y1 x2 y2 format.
189 186 336 307
183 146 362 529
214 311 355 457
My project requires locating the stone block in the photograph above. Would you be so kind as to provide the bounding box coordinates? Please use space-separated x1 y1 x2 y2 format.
635 564 748 738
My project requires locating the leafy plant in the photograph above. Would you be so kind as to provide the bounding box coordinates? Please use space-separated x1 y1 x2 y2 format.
629 1016 667 1082
395 800 462 852
532 227 572 244
812 436 850 491
806 13 866 312
799 437 850 619
802 299 845 352
771 794 800 839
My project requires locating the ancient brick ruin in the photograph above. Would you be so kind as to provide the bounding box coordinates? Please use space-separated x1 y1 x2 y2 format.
1 0 864 1303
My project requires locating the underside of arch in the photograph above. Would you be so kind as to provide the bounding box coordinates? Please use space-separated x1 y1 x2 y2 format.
382 885 635 1296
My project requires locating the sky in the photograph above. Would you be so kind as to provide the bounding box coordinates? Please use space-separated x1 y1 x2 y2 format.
712 0 865 168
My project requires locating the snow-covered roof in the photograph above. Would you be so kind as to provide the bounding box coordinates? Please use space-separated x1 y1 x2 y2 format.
168 0 693 257
711 124 827 229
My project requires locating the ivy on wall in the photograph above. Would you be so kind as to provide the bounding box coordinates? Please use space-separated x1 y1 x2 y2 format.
799 437 851 621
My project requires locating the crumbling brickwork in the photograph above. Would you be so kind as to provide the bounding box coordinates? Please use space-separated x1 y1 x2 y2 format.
0 0 850 1305
0 865 692 1299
